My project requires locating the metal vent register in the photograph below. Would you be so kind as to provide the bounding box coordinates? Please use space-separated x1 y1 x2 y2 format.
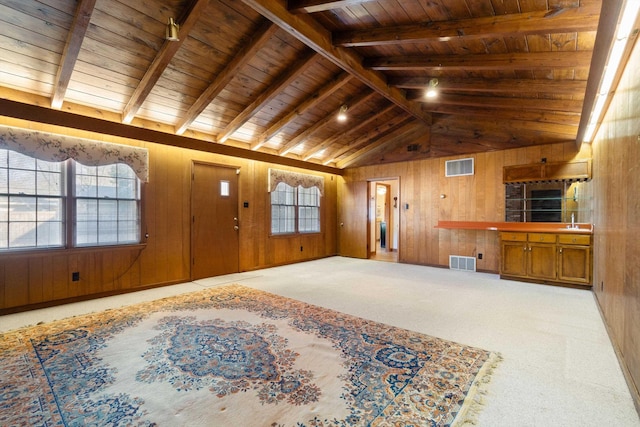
449 255 476 272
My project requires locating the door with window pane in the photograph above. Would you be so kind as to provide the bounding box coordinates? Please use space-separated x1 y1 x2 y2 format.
191 163 239 279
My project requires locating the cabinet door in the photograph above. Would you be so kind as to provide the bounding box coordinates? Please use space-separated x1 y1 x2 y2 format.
501 241 528 277
528 243 557 280
558 245 591 284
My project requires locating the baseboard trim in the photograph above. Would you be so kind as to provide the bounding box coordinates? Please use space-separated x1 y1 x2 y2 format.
592 292 640 417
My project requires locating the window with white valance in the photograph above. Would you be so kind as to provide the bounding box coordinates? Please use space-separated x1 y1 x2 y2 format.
269 169 323 235
268 168 324 196
0 126 148 182
0 126 146 251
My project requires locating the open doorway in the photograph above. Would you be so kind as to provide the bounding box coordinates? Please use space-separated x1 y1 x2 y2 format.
368 179 399 262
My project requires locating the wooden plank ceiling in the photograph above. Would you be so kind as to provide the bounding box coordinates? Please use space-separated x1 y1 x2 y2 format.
0 0 601 169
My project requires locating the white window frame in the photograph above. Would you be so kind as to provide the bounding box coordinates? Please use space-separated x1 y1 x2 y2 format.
270 182 321 235
0 148 142 251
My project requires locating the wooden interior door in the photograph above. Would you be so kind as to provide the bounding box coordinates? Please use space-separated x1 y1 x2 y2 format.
338 179 368 258
191 163 239 279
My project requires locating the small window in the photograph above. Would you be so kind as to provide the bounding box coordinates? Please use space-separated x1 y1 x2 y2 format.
220 180 230 197
270 182 320 235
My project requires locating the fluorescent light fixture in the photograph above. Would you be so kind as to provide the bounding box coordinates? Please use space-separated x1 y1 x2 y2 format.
583 0 640 143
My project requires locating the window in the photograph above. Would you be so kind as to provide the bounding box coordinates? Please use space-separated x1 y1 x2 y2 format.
0 148 142 251
0 150 64 249
297 185 320 232
75 163 141 246
271 182 320 235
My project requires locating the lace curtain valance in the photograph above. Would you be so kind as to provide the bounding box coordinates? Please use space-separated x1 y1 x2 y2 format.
0 126 149 182
268 168 324 196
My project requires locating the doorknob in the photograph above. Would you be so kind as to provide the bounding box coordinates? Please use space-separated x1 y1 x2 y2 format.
234 225 239 231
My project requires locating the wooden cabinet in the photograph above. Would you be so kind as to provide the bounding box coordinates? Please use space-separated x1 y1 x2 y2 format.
500 232 592 288
503 159 592 183
557 234 591 284
500 232 528 277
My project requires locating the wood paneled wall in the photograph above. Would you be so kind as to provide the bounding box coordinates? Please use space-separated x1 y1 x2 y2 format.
590 36 640 411
345 142 591 272
0 118 338 312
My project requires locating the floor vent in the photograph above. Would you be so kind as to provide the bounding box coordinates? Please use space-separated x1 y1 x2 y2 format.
449 255 476 272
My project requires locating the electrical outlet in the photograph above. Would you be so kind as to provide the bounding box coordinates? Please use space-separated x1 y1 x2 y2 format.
478 253 483 260
72 272 80 282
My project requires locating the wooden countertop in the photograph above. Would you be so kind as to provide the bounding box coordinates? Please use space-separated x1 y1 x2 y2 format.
435 221 593 234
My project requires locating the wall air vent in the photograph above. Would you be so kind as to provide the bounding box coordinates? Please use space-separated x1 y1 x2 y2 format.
446 158 474 177
449 255 476 272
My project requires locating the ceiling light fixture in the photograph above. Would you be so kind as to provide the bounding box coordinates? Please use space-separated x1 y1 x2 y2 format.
166 18 180 42
337 104 348 122
425 78 439 98
583 0 640 143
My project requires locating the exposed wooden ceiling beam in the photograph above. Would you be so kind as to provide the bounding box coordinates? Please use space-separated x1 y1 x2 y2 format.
390 76 587 95
175 21 279 135
218 51 318 143
345 124 430 168
241 0 432 126
51 0 97 109
304 103 397 160
431 116 578 138
415 93 584 114
321 108 410 163
431 107 581 127
0 98 342 175
432 131 574 149
333 4 601 47
336 120 419 168
365 51 593 71
278 90 377 155
252 71 353 150
288 0 378 14
430 134 526 153
122 0 209 124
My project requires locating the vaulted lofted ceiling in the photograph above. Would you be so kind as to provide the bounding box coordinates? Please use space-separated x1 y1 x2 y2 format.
0 0 605 170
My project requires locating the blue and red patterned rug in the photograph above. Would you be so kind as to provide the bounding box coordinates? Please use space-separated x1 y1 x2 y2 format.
1 284 500 426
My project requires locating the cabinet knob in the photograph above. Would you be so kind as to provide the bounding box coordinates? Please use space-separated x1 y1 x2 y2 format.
559 248 563 254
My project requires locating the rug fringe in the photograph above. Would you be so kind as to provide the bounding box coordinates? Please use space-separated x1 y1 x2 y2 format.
453 352 503 426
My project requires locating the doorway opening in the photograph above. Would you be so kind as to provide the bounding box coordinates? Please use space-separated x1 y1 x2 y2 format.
368 179 399 262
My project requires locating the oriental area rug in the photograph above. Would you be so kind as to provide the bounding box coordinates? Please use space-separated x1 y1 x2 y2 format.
1 284 501 426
